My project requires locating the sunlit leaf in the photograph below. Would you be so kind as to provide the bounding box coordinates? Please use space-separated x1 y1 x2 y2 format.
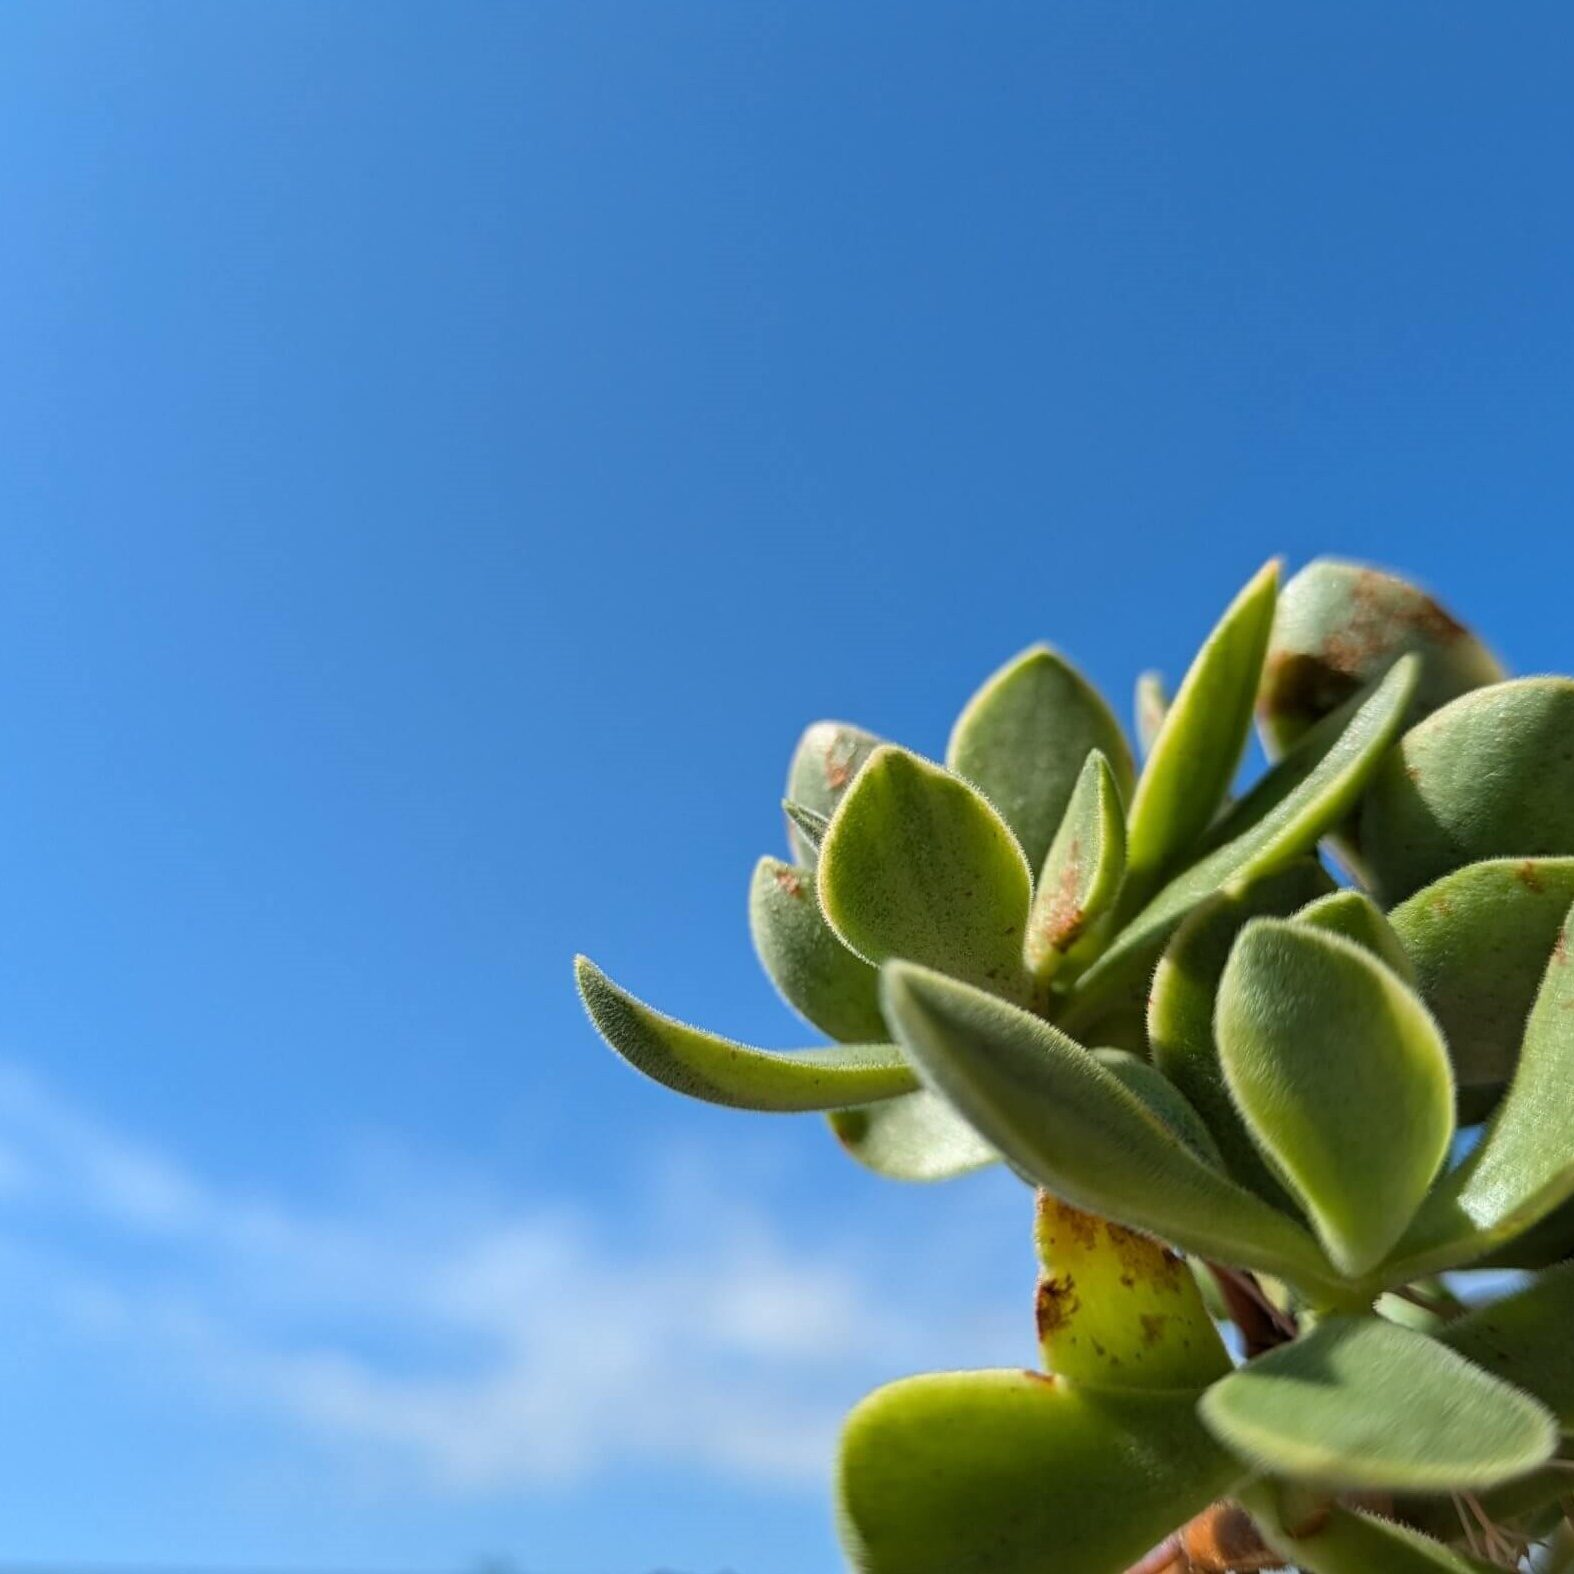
1387 900 1574 1277
1293 888 1414 982
946 645 1134 873
1442 1264 1574 1429
827 1090 997 1182
819 746 1034 1002
749 857 887 1042
1199 1316 1557 1491
1217 921 1453 1276
878 961 1336 1290
784 721 883 865
574 957 915 1111
1149 861 1334 1204
1023 750 1126 981
1034 1193 1231 1389
1123 560 1279 903
1389 858 1574 1095
1257 557 1503 758
838 1369 1243 1574
1362 678 1574 903
1135 669 1168 758
1069 656 1418 1019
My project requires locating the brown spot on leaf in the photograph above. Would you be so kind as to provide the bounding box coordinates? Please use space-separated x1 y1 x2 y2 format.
1517 860 1544 892
1556 928 1569 966
1035 1274 1079 1339
772 866 805 899
1038 1194 1101 1251
1139 1313 1170 1347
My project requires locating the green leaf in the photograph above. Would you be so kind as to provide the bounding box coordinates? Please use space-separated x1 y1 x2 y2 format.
1123 560 1280 902
1089 1049 1222 1167
1070 656 1419 1016
574 957 916 1111
819 746 1034 1002
838 1369 1244 1574
1023 751 1126 981
784 721 883 865
1216 921 1453 1276
1257 558 1504 760
1389 858 1574 1094
1149 861 1335 1204
1293 889 1415 982
1135 669 1168 758
1034 1192 1232 1389
878 961 1336 1290
1362 678 1574 903
946 645 1134 874
1199 1316 1558 1491
748 857 887 1042
781 799 829 855
1245 1490 1504 1574
1388 900 1574 1277
827 1090 997 1182
1442 1264 1574 1428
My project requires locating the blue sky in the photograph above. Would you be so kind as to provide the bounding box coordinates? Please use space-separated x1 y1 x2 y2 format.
1 4 1572 1571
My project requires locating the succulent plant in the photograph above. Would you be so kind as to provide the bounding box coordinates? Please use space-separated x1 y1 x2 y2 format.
576 558 1574 1573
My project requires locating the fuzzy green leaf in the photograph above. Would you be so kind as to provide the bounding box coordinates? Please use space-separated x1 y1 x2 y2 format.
781 799 829 855
1135 669 1168 758
1123 560 1279 901
1389 858 1574 1095
1257 558 1503 759
574 958 915 1111
1246 1492 1504 1574
1442 1264 1574 1429
838 1369 1244 1574
946 645 1134 873
1071 656 1419 1015
1216 922 1453 1276
1090 1049 1222 1167
1199 1316 1558 1491
1149 862 1334 1203
819 746 1033 1002
784 721 883 865
1389 900 1574 1276
748 857 886 1043
1023 750 1126 980
827 1090 996 1182
1293 889 1415 982
1362 678 1574 903
878 961 1335 1288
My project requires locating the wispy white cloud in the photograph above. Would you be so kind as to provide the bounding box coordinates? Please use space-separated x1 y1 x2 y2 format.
0 1065 1029 1496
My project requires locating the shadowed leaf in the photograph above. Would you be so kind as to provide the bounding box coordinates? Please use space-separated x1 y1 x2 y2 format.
574 958 915 1111
1248 1492 1503 1574
1362 678 1574 903
785 721 883 865
749 857 887 1043
1123 560 1279 903
819 746 1034 1002
1217 921 1453 1276
1090 1049 1222 1167
1200 1316 1558 1491
878 961 1336 1289
1442 1264 1574 1428
827 1090 996 1182
1024 750 1126 981
946 645 1134 873
838 1369 1243 1574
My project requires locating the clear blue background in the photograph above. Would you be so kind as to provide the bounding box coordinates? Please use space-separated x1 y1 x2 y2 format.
1 5 1571 1571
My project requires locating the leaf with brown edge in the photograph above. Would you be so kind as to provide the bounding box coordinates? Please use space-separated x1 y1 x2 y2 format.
574 957 916 1111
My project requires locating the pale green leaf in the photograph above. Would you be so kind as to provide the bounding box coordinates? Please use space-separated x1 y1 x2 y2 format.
748 857 886 1042
1023 750 1126 980
1389 858 1574 1094
838 1369 1244 1574
1135 669 1168 758
878 961 1337 1290
819 746 1033 1002
781 799 829 855
946 645 1134 873
1257 558 1503 759
1124 560 1280 902
1149 861 1334 1204
784 720 883 865
1070 656 1419 1017
827 1090 997 1182
1442 1264 1574 1428
1216 921 1453 1276
574 957 915 1111
1388 900 1574 1277
1362 678 1574 903
1199 1316 1558 1490
1294 889 1415 982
